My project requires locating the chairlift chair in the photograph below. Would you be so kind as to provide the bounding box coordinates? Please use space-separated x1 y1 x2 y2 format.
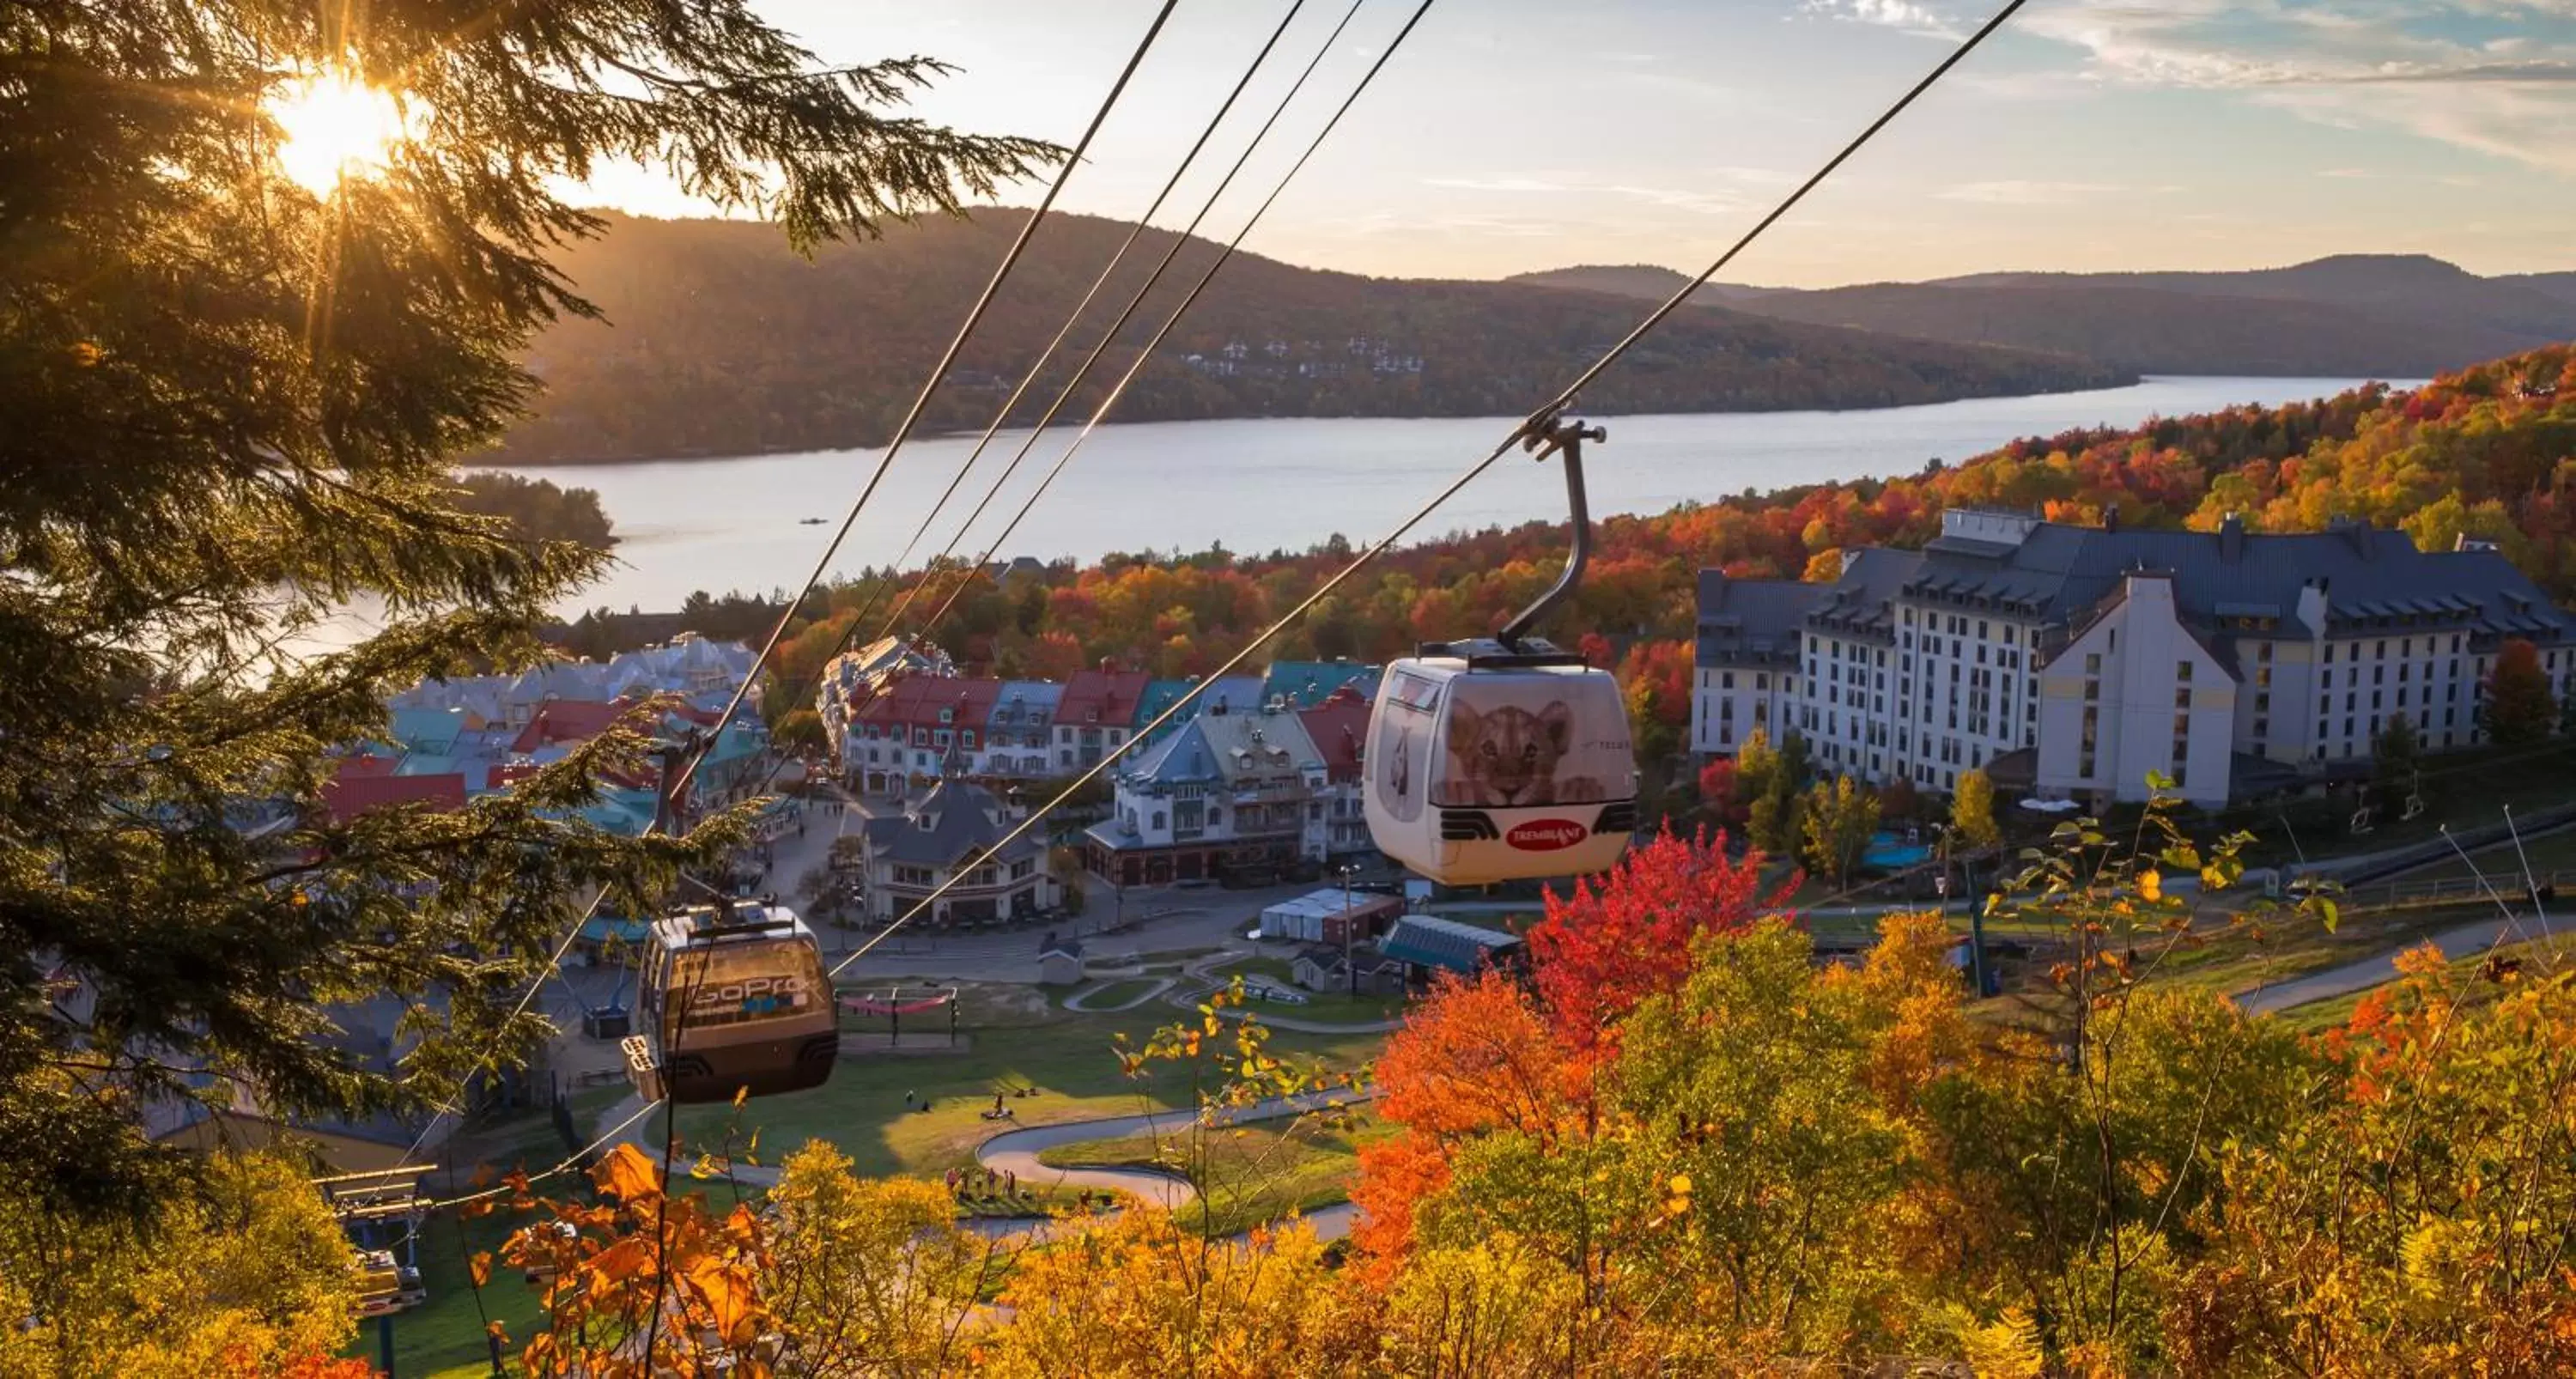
2401 769 2425 821
2348 805 2377 836
1364 416 1639 885
621 900 837 1104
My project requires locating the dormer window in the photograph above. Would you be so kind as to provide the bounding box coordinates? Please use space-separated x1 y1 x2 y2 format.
939 707 954 723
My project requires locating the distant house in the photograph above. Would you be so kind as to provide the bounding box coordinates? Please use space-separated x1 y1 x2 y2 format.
1083 703 1328 887
848 780 1056 926
1296 687 1375 860
1379 914 1523 986
817 635 955 765
845 676 1005 796
1053 669 1151 773
1037 937 1084 987
1289 941 1405 997
984 682 1065 780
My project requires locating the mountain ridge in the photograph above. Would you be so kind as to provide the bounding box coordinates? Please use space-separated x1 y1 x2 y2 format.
489 212 2122 465
1507 254 2576 378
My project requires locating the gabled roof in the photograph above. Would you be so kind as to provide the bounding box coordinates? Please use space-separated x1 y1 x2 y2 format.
1056 671 1151 729
1136 675 1266 742
321 768 467 823
987 681 1065 730
512 698 631 754
1297 689 1371 783
853 676 1006 732
1127 707 1323 788
854 781 1041 868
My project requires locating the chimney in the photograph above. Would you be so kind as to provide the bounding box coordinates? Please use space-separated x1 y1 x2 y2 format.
2219 512 2245 562
2102 502 2120 533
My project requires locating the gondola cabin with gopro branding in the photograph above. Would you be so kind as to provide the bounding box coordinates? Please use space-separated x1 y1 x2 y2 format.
621 900 837 1104
1364 416 1639 885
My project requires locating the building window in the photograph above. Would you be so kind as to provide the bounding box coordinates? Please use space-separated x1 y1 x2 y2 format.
2177 661 2193 683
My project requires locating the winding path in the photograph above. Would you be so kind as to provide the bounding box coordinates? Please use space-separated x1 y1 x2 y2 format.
969 1088 1374 1243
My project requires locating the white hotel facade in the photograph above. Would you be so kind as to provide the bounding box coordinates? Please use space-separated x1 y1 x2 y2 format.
1693 508 2576 807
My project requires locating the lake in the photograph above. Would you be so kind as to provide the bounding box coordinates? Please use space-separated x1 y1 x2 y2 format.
491 374 2406 616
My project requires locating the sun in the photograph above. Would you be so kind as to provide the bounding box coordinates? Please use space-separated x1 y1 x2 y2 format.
270 75 412 194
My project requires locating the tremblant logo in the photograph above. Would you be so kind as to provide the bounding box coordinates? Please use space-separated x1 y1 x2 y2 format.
1505 819 1588 851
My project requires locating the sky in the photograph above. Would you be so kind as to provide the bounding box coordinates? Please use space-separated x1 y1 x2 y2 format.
578 0 2576 289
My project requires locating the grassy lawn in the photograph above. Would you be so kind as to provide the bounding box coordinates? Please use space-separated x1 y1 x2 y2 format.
670 996 1384 1184
1036 1113 1393 1238
373 1086 629 1379
1069 977 1162 1009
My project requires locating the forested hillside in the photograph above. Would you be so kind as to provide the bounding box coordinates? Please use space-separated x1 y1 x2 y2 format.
1514 254 2576 377
724 344 2576 765
488 211 2122 464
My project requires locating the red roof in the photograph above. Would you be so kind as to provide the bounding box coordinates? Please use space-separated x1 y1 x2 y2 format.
1055 671 1150 730
335 750 402 778
322 768 467 823
852 676 1005 737
512 698 631 754
1298 690 1372 783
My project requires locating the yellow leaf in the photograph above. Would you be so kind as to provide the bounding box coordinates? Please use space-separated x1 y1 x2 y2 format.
733 1084 750 1109
2138 869 2161 901
469 1251 493 1288
596 1142 663 1202
1668 1174 1693 1195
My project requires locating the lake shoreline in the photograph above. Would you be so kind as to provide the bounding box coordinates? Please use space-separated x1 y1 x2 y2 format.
463 374 2176 471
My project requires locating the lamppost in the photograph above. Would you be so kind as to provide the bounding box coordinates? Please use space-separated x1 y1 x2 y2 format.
1935 823 1992 999
1338 862 1360 997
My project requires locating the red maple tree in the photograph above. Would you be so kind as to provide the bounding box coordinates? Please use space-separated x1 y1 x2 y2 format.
1527 827 1795 1051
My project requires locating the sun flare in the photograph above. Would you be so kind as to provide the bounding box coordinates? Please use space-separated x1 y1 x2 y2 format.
270 75 410 194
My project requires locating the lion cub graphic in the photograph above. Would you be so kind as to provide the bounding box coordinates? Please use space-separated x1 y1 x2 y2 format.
1442 700 1607 807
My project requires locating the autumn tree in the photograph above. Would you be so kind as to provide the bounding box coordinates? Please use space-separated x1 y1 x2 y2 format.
1734 728 1805 858
1951 767 2002 850
2483 637 2556 748
1802 775 1881 888
1698 756 1741 825
1525 829 1789 1052
0 1153 359 1378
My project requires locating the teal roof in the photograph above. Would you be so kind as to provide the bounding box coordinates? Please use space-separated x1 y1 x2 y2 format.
389 707 464 754
1381 914 1521 975
1135 676 1265 744
1261 661 1377 709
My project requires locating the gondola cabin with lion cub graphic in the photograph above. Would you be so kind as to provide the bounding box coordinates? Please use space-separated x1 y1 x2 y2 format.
1364 656 1637 884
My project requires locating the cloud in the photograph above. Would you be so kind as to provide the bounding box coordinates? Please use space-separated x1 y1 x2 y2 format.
1935 179 2157 204
2015 0 2576 171
1802 0 1964 39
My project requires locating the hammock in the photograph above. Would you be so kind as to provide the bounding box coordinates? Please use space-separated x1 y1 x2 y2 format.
839 992 955 1017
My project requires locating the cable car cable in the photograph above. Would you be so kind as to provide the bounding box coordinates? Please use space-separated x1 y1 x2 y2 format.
768 0 1382 756
666 0 1182 813
868 0 1381 653
829 0 1319 654
827 0 2029 975
384 4 1183 1174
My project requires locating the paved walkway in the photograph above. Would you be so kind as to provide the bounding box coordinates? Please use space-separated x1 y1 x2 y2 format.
2235 915 2544 1016
970 1090 1371 1242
